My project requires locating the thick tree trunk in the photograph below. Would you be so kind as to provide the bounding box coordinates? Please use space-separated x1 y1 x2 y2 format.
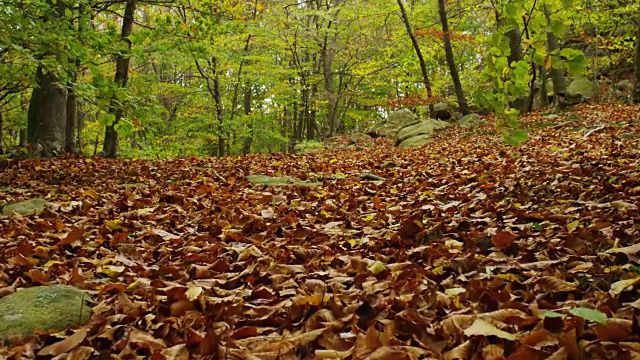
437 0 470 115
506 25 527 112
397 0 434 116
323 42 339 136
544 6 567 105
633 13 640 103
27 67 68 155
103 0 136 158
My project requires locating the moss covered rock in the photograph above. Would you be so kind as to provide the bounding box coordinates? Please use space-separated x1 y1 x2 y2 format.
372 109 421 138
1 198 48 216
398 134 432 148
395 119 450 145
0 285 92 340
246 175 321 187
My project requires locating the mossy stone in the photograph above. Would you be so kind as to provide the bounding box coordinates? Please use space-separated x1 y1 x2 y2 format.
246 175 320 187
1 198 48 216
0 285 92 340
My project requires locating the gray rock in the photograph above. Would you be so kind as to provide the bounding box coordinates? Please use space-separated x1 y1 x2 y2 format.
458 113 483 128
432 102 456 120
616 79 632 92
566 78 595 103
0 285 92 340
1 198 48 216
246 175 320 187
373 109 420 138
398 134 432 148
395 119 450 144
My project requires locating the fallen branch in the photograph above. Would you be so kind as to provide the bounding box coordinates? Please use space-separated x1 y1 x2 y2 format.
211 169 227 183
583 125 606 139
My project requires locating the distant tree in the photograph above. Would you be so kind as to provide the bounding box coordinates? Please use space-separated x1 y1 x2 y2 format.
437 0 470 115
634 12 640 104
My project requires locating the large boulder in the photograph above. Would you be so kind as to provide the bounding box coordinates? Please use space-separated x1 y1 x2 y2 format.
458 113 484 128
432 102 457 121
616 79 632 92
0 285 92 340
373 109 420 138
395 119 450 147
566 78 595 104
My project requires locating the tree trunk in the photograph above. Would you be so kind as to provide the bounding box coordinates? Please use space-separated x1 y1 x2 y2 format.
544 5 566 105
397 0 434 116
437 0 470 115
0 109 4 155
242 85 253 154
323 41 339 136
65 83 77 153
103 0 136 158
307 82 317 140
212 57 224 157
507 25 527 112
27 67 68 155
539 66 549 107
633 12 640 103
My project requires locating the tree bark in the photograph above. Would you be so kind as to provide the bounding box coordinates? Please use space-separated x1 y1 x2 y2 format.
27 67 68 155
241 85 253 155
543 5 567 105
397 0 434 116
103 0 136 158
65 82 77 153
0 109 4 155
633 13 640 103
323 38 339 136
437 0 470 115
507 24 528 112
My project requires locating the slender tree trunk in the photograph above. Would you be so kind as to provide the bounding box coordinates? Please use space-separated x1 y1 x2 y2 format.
437 0 470 115
0 109 4 155
543 5 566 105
307 82 317 140
633 12 640 103
211 57 224 157
242 85 253 154
539 66 549 107
65 80 77 153
102 0 136 158
397 0 434 115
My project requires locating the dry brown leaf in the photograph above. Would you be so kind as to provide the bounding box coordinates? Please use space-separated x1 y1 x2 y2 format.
37 327 88 356
535 276 578 293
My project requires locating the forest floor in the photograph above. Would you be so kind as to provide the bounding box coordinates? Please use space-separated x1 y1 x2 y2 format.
1 102 640 359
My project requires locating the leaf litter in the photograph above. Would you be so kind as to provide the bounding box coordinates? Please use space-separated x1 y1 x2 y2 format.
0 103 639 358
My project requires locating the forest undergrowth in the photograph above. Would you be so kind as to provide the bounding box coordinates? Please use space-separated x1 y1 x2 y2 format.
1 102 640 359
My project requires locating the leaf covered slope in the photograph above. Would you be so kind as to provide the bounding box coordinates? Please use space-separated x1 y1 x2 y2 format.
1 103 640 358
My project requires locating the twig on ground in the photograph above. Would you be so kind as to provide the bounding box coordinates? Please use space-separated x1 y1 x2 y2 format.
583 125 606 139
211 169 227 183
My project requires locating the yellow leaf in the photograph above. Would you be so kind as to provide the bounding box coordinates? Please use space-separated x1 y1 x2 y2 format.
329 158 338 164
445 288 466 296
567 220 580 233
544 55 552 69
464 318 517 340
44 260 63 268
610 278 639 295
100 265 125 278
368 260 386 275
104 219 122 231
185 285 203 301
